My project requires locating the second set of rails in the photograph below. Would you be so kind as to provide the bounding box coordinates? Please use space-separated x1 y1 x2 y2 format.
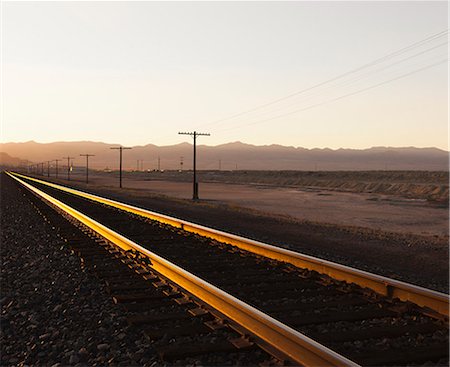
8 172 449 366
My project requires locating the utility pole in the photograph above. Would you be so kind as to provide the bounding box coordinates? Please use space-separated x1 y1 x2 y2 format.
136 159 144 172
47 161 51 177
178 131 210 200
219 159 221 171
110 146 132 188
80 154 95 184
41 162 44 175
63 156 75 181
157 156 161 171
180 156 184 172
55 159 61 178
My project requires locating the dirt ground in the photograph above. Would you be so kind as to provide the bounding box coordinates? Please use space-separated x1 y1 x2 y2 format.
133 170 450 203
20 170 449 292
60 171 448 237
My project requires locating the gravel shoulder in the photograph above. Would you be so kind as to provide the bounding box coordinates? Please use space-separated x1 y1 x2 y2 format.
0 174 155 366
31 173 449 294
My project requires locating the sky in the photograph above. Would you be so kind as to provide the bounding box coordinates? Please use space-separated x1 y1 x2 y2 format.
1 1 448 150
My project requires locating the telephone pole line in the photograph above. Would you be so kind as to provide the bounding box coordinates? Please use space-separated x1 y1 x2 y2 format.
136 159 144 171
54 159 61 178
47 161 51 178
62 156 75 181
110 146 132 188
80 154 95 184
178 131 210 200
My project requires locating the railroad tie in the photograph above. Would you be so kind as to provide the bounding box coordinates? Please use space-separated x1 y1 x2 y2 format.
113 293 173 304
283 306 396 326
307 321 444 343
144 323 212 341
349 343 449 366
127 310 211 326
122 299 179 312
155 337 255 362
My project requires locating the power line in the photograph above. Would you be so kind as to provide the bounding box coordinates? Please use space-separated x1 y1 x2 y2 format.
195 29 448 130
218 58 448 132
227 43 447 125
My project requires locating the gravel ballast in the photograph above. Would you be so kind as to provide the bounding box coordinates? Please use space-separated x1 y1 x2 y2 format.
0 175 155 366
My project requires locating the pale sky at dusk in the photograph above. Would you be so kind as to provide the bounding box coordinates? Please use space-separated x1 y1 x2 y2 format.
1 1 448 150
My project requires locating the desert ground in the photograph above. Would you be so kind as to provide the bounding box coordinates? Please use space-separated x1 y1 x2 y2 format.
47 169 448 237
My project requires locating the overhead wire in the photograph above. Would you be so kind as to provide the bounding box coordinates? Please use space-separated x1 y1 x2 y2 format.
220 41 448 125
194 29 448 130
217 58 448 132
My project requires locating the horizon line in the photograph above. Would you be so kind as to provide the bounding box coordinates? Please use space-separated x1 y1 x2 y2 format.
1 140 448 152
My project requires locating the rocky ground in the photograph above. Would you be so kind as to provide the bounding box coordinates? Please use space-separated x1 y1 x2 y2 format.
0 175 155 366
1 170 448 366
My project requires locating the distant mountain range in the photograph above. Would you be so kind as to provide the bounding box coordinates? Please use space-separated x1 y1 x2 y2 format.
1 141 448 171
0 152 27 167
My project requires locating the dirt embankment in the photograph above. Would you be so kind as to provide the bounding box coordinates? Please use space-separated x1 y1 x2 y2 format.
136 170 449 204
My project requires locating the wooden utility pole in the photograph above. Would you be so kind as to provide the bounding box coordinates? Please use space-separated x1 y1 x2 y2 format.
80 154 95 184
55 159 61 178
110 147 132 188
62 156 75 180
178 131 210 200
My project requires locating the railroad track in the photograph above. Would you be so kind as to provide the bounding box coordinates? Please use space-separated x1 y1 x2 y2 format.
7 172 449 366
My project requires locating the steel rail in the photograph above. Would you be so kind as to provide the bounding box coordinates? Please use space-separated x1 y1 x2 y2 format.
8 172 359 367
10 171 449 317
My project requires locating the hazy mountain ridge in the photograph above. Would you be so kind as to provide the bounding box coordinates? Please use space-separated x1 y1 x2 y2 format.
0 152 27 167
1 141 448 171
